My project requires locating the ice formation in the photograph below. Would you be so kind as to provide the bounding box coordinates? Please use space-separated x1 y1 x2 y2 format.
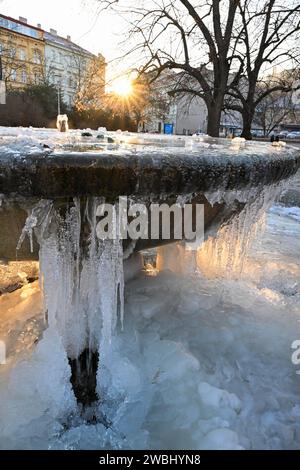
198 184 285 278
0 128 300 449
158 183 285 279
14 197 124 406
56 115 69 133
37 198 124 360
1 185 300 449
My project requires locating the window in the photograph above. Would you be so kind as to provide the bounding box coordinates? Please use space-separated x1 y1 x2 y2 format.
19 49 26 60
55 75 62 86
11 69 17 81
21 69 27 83
9 47 16 58
48 73 55 84
33 49 41 64
33 70 42 84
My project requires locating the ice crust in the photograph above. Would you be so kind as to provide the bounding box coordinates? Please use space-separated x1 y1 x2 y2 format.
0 128 300 450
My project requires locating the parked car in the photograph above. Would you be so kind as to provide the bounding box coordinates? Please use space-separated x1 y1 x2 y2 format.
278 131 289 139
286 131 300 139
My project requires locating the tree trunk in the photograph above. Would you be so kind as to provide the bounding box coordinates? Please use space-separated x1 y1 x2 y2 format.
206 104 222 137
241 82 256 140
241 108 255 140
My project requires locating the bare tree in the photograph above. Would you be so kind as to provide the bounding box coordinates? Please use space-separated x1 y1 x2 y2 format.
99 0 300 138
254 85 296 135
99 0 243 137
0 39 28 88
72 53 106 111
131 74 171 130
226 0 300 139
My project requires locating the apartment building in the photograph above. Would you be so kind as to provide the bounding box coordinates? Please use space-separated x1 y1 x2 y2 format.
0 14 44 89
0 13 106 107
44 30 105 108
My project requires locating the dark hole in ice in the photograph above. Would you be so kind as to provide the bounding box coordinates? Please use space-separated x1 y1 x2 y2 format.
68 349 99 406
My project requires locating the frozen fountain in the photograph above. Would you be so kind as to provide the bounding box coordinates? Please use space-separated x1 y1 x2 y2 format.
0 129 300 410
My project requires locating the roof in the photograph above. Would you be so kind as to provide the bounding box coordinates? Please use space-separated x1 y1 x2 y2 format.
0 13 105 60
44 31 93 57
0 13 43 32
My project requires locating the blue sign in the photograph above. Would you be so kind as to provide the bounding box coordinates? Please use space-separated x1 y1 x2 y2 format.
164 123 174 135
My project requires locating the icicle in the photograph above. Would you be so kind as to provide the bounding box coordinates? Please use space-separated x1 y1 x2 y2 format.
197 184 283 278
156 183 284 280
18 197 124 404
16 200 52 253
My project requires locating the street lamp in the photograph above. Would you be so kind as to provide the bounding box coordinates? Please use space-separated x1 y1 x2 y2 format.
56 75 68 132
55 75 62 115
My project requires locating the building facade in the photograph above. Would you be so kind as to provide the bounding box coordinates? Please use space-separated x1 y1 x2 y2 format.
141 97 208 135
44 30 105 108
0 13 105 108
139 70 244 136
0 14 44 89
137 71 209 135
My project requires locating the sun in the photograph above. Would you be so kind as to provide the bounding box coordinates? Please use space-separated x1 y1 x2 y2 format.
111 77 133 97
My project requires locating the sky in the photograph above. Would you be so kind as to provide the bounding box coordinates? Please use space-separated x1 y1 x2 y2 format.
1 0 296 82
0 0 128 81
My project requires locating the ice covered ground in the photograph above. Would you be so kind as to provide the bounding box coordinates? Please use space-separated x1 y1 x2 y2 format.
0 198 300 450
0 125 192 153
0 126 300 449
0 125 297 158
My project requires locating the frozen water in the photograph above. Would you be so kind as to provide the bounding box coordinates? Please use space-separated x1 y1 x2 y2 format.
56 115 69 133
1 190 300 449
270 204 300 223
0 326 77 449
198 184 283 278
35 198 124 360
1 135 300 448
0 125 298 160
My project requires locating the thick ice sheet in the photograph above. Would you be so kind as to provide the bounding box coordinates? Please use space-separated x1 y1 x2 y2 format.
0 126 297 159
0 198 300 449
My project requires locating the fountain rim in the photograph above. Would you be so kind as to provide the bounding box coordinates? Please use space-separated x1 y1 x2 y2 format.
0 142 299 199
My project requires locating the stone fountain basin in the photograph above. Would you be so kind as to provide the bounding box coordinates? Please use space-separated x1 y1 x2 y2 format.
0 140 299 198
0 137 299 261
